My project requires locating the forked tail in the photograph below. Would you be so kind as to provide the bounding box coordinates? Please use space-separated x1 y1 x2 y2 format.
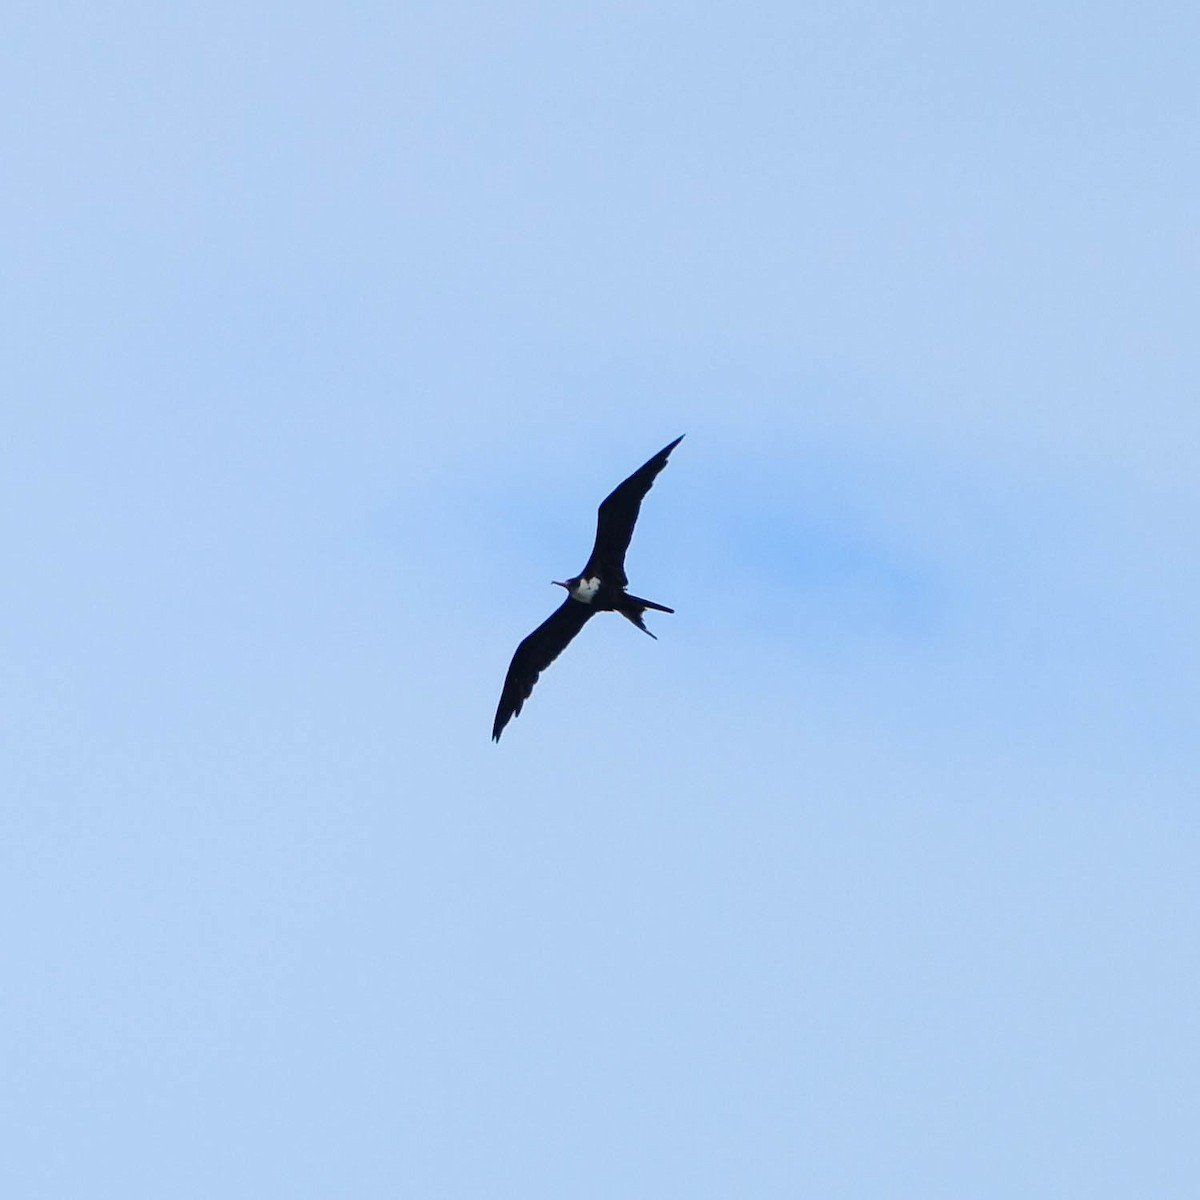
618 593 674 638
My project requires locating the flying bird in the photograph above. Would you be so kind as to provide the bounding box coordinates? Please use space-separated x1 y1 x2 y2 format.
492 435 684 741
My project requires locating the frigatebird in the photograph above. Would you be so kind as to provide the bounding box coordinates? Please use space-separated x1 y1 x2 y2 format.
492 435 684 741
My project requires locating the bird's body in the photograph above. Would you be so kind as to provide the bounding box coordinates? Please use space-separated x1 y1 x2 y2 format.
492 435 683 741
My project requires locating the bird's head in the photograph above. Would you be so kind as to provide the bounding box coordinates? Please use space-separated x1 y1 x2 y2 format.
553 575 602 604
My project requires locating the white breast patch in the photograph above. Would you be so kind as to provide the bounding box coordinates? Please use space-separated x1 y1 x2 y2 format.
572 576 602 603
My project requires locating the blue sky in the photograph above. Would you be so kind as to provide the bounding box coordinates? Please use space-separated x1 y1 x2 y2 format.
3 2 1198 1196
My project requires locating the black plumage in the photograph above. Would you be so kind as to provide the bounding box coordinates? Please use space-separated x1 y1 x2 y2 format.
492 435 683 741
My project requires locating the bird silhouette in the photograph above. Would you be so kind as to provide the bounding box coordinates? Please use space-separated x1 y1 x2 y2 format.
492 435 683 741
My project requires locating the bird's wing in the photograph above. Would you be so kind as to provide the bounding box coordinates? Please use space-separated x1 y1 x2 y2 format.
492 599 595 741
582 435 683 586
